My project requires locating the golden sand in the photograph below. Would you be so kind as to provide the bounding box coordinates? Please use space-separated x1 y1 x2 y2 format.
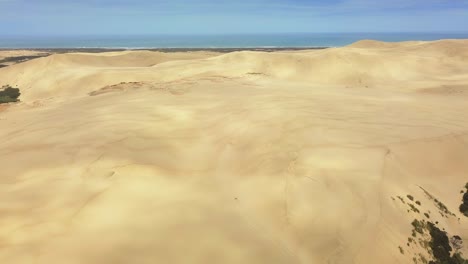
0 40 467 263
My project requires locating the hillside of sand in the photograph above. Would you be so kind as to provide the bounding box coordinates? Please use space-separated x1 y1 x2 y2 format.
1 40 468 264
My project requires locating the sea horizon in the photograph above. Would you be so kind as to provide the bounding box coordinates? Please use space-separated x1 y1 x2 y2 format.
1 32 468 49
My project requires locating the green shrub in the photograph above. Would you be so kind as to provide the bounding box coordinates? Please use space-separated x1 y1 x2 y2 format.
452 253 468 264
407 195 415 201
0 96 15 103
460 203 468 217
409 203 420 213
412 219 426 234
426 223 468 264
461 192 468 217
398 246 404 254
428 222 452 263
0 85 20 104
420 187 456 217
398 196 406 204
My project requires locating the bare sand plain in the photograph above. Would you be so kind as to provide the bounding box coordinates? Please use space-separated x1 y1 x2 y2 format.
0 40 468 264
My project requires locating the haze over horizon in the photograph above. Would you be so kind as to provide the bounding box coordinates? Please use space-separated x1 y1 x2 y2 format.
1 0 467 35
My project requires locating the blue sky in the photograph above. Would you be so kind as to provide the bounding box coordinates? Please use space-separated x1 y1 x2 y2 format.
1 0 467 35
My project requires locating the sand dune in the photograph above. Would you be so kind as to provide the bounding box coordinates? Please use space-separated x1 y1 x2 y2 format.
0 40 467 264
44 50 221 67
2 40 468 102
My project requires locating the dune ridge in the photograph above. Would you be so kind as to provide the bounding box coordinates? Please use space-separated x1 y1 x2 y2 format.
0 40 467 264
1 39 468 102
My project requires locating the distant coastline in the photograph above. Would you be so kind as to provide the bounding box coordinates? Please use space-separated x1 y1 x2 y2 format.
0 47 328 53
0 47 328 68
1 32 468 49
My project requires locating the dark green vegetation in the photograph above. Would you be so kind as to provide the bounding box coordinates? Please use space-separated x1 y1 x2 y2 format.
409 203 421 214
398 196 407 204
393 194 423 214
460 183 468 217
399 246 405 255
408 218 431 264
0 55 47 65
412 219 426 235
419 187 456 218
394 194 422 214
428 222 452 263
400 188 467 264
0 85 20 104
407 219 468 264
426 223 468 264
461 199 468 217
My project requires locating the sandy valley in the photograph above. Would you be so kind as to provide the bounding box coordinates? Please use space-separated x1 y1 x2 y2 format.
0 40 468 264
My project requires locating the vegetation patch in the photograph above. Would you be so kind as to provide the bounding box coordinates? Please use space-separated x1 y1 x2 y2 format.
419 187 456 218
406 218 467 264
450 236 463 252
399 246 405 255
460 183 468 217
426 223 468 264
412 219 427 235
419 254 428 264
409 203 421 214
0 55 48 65
0 85 21 104
398 196 406 204
402 193 421 214
427 222 452 263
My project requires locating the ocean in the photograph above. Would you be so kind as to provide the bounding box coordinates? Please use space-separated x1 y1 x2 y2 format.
1 33 467 49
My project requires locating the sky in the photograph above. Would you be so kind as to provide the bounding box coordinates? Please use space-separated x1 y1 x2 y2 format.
0 0 467 35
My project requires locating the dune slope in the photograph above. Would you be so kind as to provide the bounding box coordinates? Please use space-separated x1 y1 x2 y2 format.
0 40 468 264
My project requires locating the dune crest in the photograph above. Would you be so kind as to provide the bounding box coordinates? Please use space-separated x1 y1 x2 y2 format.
0 40 467 264
1 39 467 102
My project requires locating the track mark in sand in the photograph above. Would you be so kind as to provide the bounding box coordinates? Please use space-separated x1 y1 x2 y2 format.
283 151 299 227
383 130 468 147
71 153 115 222
419 84 468 95
326 237 347 264
231 191 302 263
214 140 302 263
283 177 290 226
69 186 111 222
349 147 391 262
80 153 106 180
304 176 318 182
